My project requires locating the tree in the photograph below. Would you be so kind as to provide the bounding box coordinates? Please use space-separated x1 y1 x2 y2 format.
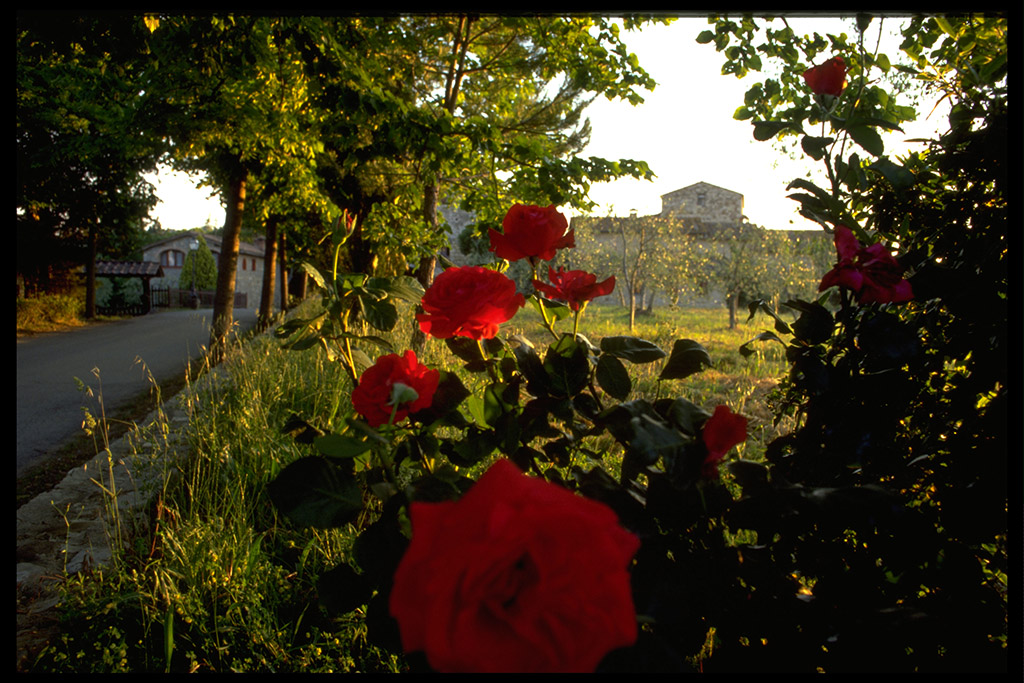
177 233 217 292
570 213 719 331
141 15 332 361
709 222 829 329
286 16 667 347
17 13 160 312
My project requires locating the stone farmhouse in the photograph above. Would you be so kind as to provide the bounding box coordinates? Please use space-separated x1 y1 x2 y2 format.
567 181 830 309
141 230 283 311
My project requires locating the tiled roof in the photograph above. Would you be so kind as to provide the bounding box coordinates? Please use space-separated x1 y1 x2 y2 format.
95 261 165 277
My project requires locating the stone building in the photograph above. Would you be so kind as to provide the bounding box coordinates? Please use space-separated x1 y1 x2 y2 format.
659 181 744 228
141 230 283 311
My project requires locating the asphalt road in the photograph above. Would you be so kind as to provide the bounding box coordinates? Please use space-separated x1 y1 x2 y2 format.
16 308 258 478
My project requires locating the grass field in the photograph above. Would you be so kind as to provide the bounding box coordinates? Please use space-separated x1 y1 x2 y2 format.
28 300 795 673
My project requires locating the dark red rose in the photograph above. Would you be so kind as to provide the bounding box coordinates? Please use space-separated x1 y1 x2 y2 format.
803 56 847 97
389 459 640 673
532 267 616 311
489 204 575 262
416 265 525 340
351 350 440 428
819 225 913 304
702 405 748 478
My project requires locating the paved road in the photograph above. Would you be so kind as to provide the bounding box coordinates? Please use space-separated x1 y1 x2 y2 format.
16 308 258 478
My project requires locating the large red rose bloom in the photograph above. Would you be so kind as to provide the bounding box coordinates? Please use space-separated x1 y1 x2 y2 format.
532 266 616 311
351 350 439 428
489 204 575 262
389 459 640 672
701 405 748 478
819 225 913 304
803 56 847 97
416 266 525 340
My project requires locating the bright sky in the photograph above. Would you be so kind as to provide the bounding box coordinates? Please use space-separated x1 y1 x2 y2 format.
145 16 949 233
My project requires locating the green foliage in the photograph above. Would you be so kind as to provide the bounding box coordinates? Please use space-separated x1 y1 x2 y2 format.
695 13 1007 672
17 14 160 294
177 235 218 291
16 293 84 332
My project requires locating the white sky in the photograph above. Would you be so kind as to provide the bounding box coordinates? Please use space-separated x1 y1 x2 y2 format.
145 15 949 233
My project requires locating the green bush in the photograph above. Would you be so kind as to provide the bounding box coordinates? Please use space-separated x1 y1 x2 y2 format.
16 293 84 331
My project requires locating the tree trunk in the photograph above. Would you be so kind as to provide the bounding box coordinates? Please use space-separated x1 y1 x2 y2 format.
278 229 290 311
727 291 739 330
628 284 637 332
84 219 98 319
210 169 246 363
411 182 440 352
258 215 279 331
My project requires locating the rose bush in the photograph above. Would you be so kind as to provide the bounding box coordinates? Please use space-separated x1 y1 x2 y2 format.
416 265 526 340
389 459 640 673
802 55 846 97
532 266 616 311
819 225 913 304
351 350 440 428
489 203 575 263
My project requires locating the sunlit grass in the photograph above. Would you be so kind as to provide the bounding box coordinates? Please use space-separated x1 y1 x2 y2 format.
32 299 793 673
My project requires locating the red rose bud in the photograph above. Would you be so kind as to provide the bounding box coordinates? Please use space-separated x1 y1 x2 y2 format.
803 56 847 97
351 350 439 428
819 225 913 304
416 265 525 340
702 405 748 478
389 459 640 672
532 266 616 311
489 204 575 262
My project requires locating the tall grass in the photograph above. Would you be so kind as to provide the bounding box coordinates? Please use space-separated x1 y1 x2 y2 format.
31 300 790 673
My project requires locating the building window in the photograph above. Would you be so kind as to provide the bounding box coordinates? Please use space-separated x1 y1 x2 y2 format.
160 249 184 267
697 192 707 207
252 258 256 271
242 259 247 271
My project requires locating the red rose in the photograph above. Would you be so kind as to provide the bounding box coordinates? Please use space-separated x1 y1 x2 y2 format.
803 56 846 97
416 266 525 340
532 267 615 311
351 350 440 428
819 226 913 304
702 405 748 478
489 204 575 262
389 459 640 673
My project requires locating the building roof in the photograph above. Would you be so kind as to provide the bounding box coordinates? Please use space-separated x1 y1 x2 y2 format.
660 181 743 199
95 260 165 278
142 230 264 258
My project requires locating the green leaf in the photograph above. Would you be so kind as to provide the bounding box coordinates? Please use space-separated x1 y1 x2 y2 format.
600 336 667 363
359 297 398 332
596 354 631 401
299 262 327 292
314 433 372 460
868 157 915 193
696 30 715 44
847 124 884 156
752 120 795 141
801 135 834 161
267 457 363 529
529 294 572 322
739 331 786 358
544 338 591 398
659 339 713 380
